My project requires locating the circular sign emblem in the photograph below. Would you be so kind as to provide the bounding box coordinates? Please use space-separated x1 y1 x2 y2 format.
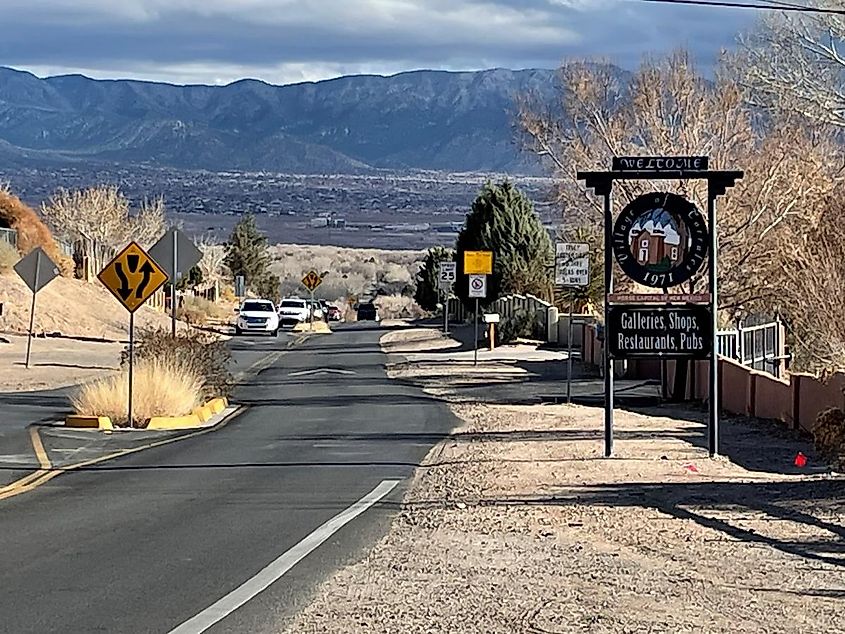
612 192 709 288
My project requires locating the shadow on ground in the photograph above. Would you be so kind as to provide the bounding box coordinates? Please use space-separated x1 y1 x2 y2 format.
407 477 844 570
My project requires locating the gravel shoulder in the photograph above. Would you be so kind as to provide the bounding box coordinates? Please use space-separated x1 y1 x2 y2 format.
280 326 844 634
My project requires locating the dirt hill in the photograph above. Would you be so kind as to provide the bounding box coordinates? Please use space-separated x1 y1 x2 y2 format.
0 272 174 341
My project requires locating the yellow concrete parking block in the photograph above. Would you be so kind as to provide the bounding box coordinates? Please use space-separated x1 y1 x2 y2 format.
147 414 202 430
66 416 113 431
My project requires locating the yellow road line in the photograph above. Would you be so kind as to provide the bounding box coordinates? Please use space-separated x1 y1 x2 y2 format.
0 427 53 494
30 426 51 470
0 332 302 500
0 406 245 503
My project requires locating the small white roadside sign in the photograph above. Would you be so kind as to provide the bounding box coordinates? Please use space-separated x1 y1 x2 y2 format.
438 261 456 289
555 242 590 287
468 274 487 299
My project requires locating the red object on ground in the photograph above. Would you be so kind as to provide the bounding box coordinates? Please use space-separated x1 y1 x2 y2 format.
794 452 807 468
683 463 699 473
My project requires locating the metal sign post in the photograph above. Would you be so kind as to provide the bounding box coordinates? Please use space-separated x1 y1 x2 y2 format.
556 242 590 405
567 298 574 403
98 242 168 428
172 231 177 336
474 299 479 365
26 254 40 369
577 156 742 458
14 247 60 369
128 312 135 427
439 261 456 335
443 289 449 334
468 274 487 366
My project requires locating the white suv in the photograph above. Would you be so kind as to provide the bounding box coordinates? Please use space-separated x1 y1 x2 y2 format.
235 299 280 336
277 297 310 327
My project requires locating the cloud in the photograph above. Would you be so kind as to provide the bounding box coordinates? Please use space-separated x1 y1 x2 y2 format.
0 0 757 84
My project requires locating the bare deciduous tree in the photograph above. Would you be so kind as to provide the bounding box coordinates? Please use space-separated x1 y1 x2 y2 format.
779 201 845 372
519 50 845 317
738 7 845 128
197 235 228 291
41 186 166 278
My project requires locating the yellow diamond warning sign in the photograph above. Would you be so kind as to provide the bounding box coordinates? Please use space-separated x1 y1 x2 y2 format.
301 269 323 292
98 242 168 313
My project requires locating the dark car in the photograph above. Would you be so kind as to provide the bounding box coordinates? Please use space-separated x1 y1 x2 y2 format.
356 302 380 322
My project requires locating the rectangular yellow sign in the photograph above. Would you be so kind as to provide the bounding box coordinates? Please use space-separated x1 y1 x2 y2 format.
463 251 493 275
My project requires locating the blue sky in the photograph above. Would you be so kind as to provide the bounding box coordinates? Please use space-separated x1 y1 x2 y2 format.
0 0 759 85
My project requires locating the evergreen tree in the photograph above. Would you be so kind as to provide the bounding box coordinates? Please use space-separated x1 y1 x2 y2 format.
414 246 453 312
254 273 282 304
454 181 553 307
176 265 203 292
225 214 271 289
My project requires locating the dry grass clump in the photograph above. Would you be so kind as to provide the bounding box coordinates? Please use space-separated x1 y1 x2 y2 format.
72 358 203 427
0 241 18 273
177 295 231 325
0 190 72 275
125 327 234 400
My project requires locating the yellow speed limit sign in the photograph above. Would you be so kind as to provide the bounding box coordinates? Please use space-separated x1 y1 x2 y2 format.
463 250 493 275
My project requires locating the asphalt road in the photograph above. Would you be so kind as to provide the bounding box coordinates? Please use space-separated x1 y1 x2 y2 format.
0 323 456 633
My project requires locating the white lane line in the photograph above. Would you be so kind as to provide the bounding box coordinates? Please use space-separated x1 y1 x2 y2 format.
168 479 400 634
288 368 356 377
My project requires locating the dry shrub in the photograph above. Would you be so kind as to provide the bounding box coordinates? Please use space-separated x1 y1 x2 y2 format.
72 358 203 427
814 408 845 467
374 294 426 320
814 407 845 465
0 189 73 275
124 327 233 400
177 296 229 326
498 310 536 344
269 243 423 300
0 241 18 273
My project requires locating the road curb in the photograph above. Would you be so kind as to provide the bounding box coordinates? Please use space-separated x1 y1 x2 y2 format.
64 398 231 432
292 321 332 334
0 406 246 503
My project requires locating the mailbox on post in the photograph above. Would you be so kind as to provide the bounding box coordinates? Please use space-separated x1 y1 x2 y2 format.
482 313 500 351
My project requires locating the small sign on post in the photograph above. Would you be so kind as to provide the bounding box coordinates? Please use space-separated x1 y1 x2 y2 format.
555 242 591 403
301 270 323 293
301 270 323 329
555 242 590 287
14 247 60 369
468 274 487 366
98 242 168 428
438 261 456 334
149 228 203 337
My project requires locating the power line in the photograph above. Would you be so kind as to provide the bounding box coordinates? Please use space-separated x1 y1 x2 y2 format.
630 0 845 14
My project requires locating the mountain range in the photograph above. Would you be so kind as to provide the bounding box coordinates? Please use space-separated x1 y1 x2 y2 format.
0 66 567 175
